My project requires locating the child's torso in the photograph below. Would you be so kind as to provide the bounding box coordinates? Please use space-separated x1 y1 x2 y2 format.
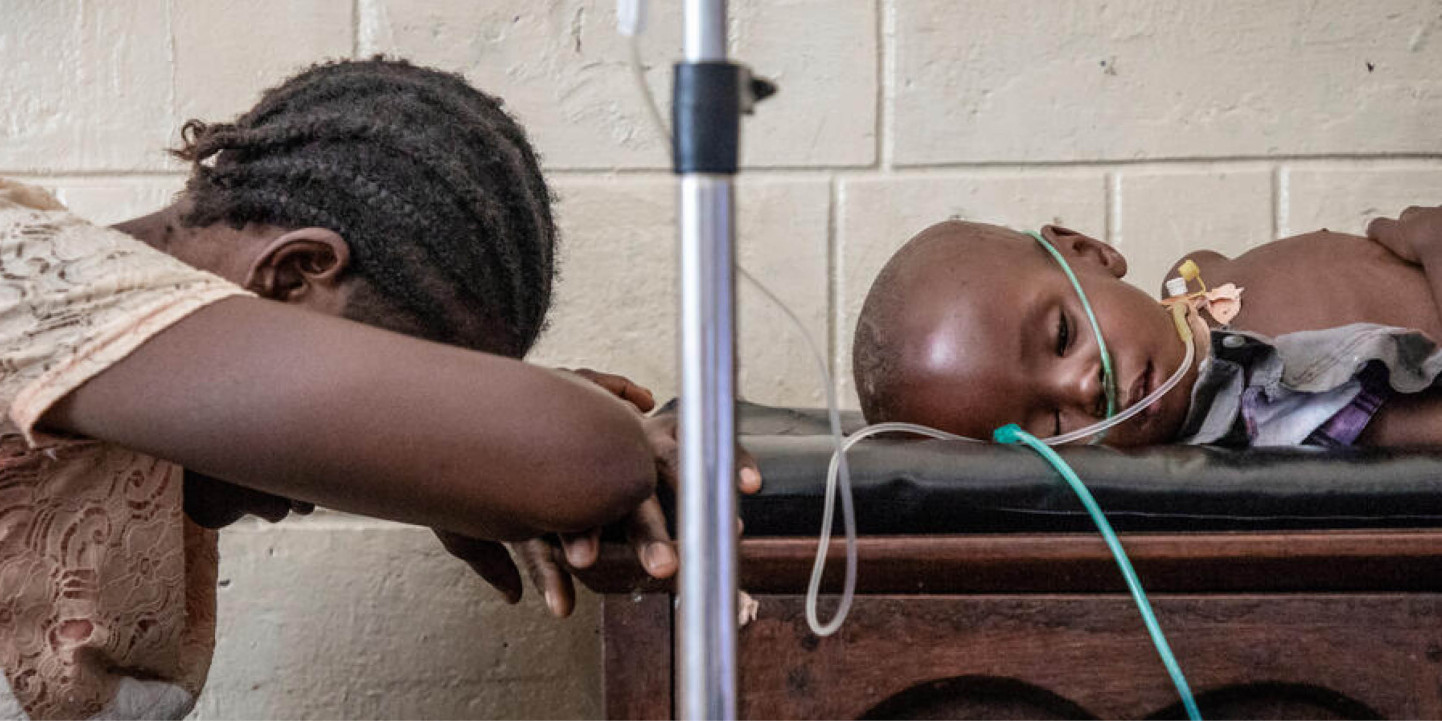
1174 230 1442 340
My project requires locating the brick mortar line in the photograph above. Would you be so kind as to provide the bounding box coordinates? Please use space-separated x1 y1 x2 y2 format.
1273 165 1288 240
3 171 190 181
11 157 1440 183
884 154 1442 169
1106 170 1121 250
165 0 178 144
538 156 1442 177
545 156 1442 182
878 0 894 171
827 175 840 402
350 0 360 58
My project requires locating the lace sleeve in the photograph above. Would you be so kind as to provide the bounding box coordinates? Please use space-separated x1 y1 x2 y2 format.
0 179 252 445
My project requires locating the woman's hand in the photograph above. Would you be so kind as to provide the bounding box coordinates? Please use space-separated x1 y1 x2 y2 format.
1367 205 1442 265
184 470 314 529
566 367 657 414
439 368 761 617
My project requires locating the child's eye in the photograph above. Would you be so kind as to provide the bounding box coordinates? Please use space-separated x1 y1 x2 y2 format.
1055 310 1071 356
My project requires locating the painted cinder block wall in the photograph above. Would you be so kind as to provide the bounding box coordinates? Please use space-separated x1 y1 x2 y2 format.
3 1 1440 717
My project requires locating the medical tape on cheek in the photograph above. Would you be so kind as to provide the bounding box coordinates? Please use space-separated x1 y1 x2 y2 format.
1025 231 1119 428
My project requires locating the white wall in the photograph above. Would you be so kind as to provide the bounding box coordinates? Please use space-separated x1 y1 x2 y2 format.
4 0 1441 717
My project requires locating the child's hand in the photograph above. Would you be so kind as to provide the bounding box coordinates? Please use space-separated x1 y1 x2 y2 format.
1368 205 1442 265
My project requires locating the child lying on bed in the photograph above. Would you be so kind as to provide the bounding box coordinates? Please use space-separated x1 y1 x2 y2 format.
852 206 1442 447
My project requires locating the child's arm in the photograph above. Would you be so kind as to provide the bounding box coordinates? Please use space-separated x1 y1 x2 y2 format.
1344 206 1442 447
1368 205 1442 317
41 296 657 541
1357 388 1442 446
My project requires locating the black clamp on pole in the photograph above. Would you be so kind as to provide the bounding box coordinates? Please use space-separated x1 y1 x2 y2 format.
672 63 778 174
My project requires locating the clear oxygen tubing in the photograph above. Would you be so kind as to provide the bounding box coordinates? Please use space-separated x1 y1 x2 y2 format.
807 306 1204 719
741 269 857 638
626 34 671 150
807 304 1197 631
618 14 1200 712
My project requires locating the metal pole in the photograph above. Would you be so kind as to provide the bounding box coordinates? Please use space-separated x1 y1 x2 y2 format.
677 175 737 720
683 0 727 62
677 0 737 718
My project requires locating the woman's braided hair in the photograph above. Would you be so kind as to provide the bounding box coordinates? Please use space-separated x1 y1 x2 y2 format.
172 57 555 357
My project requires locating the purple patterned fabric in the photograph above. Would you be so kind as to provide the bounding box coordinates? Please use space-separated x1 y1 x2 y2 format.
1302 363 1390 448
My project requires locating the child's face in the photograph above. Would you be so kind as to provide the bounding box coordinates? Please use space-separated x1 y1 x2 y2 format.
867 222 1199 446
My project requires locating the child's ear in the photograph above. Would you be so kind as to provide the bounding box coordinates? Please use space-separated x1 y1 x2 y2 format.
1042 224 1127 279
243 227 353 309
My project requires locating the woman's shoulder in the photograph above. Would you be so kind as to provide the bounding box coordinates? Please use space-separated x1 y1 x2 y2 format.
0 178 67 213
0 178 102 248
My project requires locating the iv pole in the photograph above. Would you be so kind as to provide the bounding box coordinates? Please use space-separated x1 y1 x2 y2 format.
675 0 740 717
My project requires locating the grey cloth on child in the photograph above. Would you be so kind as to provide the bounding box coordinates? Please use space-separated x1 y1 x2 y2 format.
1178 323 1442 447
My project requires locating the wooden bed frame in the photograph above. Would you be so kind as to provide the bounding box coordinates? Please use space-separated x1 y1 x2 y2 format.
586 529 1442 719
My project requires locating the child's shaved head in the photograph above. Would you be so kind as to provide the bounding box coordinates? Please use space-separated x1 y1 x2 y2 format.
852 220 1199 447
853 221 1023 422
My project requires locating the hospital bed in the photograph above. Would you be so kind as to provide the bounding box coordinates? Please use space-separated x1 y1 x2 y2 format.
584 402 1442 719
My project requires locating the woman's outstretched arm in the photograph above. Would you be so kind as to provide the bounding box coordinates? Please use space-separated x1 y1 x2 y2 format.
41 296 657 541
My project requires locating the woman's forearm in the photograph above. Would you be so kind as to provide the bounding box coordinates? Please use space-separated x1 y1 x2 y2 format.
41 297 656 540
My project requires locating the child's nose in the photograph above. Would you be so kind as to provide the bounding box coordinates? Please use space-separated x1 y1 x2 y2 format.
1058 354 1107 418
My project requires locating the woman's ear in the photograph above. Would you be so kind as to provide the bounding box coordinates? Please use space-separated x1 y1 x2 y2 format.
1042 224 1127 279
243 227 352 310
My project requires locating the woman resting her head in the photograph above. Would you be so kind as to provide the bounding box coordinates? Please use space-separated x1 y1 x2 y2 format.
0 58 747 720
852 207 1442 448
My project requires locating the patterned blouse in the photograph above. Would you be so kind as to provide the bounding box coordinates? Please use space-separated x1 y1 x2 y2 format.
0 179 249 719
